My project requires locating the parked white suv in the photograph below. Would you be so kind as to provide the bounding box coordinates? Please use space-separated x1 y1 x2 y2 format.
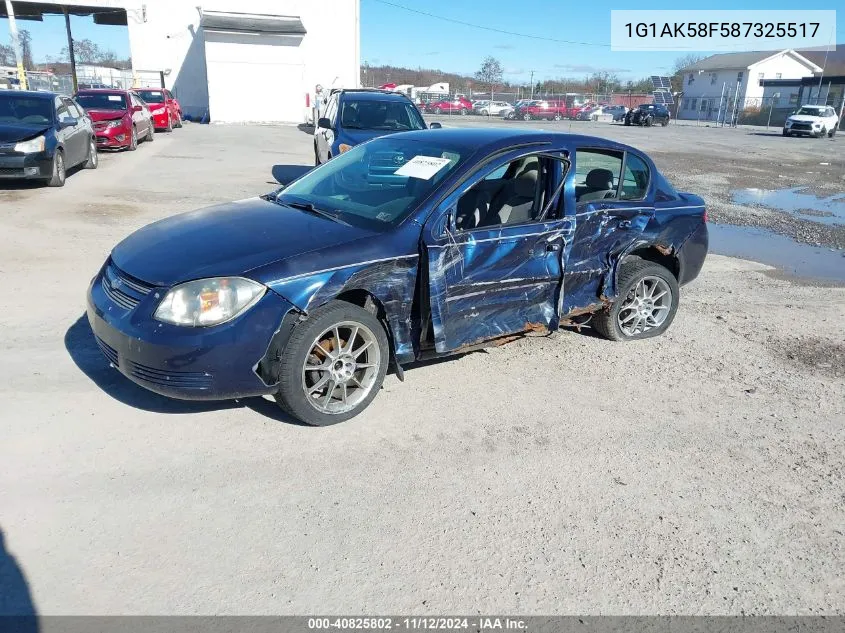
783 105 839 138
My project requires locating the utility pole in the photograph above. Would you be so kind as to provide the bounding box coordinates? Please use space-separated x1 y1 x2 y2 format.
529 70 534 99
4 0 28 90
63 8 78 94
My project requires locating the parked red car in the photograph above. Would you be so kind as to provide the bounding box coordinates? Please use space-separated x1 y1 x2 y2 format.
135 88 182 131
75 89 155 150
568 102 598 120
425 96 473 115
515 100 569 121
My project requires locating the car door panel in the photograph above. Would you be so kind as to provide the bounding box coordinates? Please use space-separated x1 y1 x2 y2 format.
423 151 572 352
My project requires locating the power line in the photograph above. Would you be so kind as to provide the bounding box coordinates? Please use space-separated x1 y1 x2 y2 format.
369 0 610 47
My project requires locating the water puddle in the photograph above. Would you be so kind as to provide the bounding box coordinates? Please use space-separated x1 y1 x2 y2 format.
709 223 845 283
731 187 845 225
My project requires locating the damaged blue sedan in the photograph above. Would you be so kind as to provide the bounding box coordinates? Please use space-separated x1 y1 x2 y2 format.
87 129 708 425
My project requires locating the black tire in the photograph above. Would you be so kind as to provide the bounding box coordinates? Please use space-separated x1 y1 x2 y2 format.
434 107 442 114
314 142 320 166
460 108 467 115
592 259 680 342
127 126 138 151
524 112 532 121
661 118 669 126
644 117 653 127
83 137 98 169
553 113 562 121
274 300 390 426
830 128 837 138
46 149 66 187
782 129 789 136
817 127 826 138
174 111 183 128
145 122 155 142
624 119 631 126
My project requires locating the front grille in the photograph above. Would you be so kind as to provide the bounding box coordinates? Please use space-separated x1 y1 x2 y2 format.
126 360 213 390
101 261 154 311
94 335 119 367
791 122 812 131
0 167 24 176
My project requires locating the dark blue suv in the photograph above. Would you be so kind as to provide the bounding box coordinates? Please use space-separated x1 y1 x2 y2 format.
314 89 437 165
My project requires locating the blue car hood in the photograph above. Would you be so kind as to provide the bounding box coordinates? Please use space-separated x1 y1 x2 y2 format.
111 197 375 287
339 128 397 145
0 122 52 144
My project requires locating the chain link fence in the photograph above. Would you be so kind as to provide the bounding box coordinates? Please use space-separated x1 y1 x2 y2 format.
15 69 165 94
676 91 845 129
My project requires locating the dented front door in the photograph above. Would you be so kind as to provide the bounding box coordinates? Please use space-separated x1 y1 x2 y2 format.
423 153 571 352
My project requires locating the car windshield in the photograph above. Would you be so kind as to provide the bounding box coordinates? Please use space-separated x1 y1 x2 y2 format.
271 137 468 230
0 94 53 125
796 106 824 116
339 99 425 131
76 93 127 110
137 90 164 103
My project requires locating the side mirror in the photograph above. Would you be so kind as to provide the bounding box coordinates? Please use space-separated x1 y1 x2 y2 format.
429 121 442 129
59 118 78 129
317 117 332 129
132 105 142 112
272 164 314 185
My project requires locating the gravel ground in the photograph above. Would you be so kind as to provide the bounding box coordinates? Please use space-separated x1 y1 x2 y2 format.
0 123 843 615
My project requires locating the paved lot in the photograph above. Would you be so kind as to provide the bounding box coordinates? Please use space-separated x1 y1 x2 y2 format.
1 122 843 615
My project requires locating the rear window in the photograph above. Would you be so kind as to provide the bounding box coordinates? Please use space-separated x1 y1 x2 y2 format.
76 93 127 110
137 90 164 104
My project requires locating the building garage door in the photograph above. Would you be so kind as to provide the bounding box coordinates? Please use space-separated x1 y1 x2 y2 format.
202 13 307 123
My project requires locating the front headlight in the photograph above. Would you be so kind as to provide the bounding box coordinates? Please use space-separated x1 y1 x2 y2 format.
785 120 792 127
106 120 124 129
14 135 46 153
154 277 266 326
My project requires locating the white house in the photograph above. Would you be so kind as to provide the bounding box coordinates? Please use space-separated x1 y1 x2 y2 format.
8 0 360 123
677 50 821 120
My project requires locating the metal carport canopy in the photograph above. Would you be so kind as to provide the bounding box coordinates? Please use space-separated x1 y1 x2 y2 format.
200 11 306 35
0 1 127 25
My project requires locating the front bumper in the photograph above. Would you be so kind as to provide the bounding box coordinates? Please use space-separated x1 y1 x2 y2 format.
0 151 52 179
86 261 294 400
93 125 130 148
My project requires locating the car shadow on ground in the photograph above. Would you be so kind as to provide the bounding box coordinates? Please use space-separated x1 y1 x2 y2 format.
64 315 307 425
296 123 314 135
271 164 313 185
0 164 85 191
0 527 38 631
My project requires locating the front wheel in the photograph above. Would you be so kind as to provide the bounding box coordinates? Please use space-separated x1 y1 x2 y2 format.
459 108 467 115
624 119 631 126
661 118 669 126
275 300 390 426
46 149 66 187
592 260 680 342
817 127 826 138
553 113 562 121
434 107 442 115
523 112 532 121
644 117 653 127
829 128 837 138
127 126 138 151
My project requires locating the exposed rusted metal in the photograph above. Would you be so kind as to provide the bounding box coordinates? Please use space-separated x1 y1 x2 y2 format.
654 244 673 256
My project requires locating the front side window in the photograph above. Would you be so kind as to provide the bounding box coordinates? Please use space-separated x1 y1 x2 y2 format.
55 97 72 122
63 98 83 119
339 99 425 131
455 154 565 230
274 137 466 229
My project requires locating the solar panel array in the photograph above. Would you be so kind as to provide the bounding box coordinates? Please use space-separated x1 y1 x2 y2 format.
650 76 672 89
653 90 675 105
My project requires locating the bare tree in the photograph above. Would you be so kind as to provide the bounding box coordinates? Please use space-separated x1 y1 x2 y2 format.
0 43 15 66
19 29 34 70
673 53 706 75
475 56 503 98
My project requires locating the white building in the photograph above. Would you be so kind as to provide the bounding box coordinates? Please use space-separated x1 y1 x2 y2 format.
10 0 360 123
677 50 821 120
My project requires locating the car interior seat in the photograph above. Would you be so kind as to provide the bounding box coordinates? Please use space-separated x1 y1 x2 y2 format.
455 189 491 231
483 160 539 226
578 168 617 202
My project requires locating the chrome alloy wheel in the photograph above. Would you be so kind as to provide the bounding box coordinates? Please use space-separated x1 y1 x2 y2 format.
616 276 673 336
301 321 380 414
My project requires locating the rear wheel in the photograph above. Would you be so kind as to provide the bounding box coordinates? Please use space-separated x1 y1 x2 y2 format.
274 300 390 426
817 126 826 138
524 112 533 121
46 149 65 187
83 137 98 169
661 118 669 126
553 113 562 121
434 106 442 114
830 128 837 138
145 122 155 142
459 108 467 115
592 260 680 342
782 129 789 136
644 117 653 127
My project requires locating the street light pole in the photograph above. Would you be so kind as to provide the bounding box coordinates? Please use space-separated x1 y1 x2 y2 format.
4 0 28 90
529 70 534 99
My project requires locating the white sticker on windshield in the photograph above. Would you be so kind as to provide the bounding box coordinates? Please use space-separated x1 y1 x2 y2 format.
394 155 452 180
107 95 122 101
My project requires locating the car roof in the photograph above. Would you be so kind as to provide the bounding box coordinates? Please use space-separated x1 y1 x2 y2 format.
338 89 410 102
76 88 130 94
388 128 643 155
1 90 58 99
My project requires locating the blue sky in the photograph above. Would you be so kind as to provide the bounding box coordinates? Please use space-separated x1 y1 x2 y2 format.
2 0 842 82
